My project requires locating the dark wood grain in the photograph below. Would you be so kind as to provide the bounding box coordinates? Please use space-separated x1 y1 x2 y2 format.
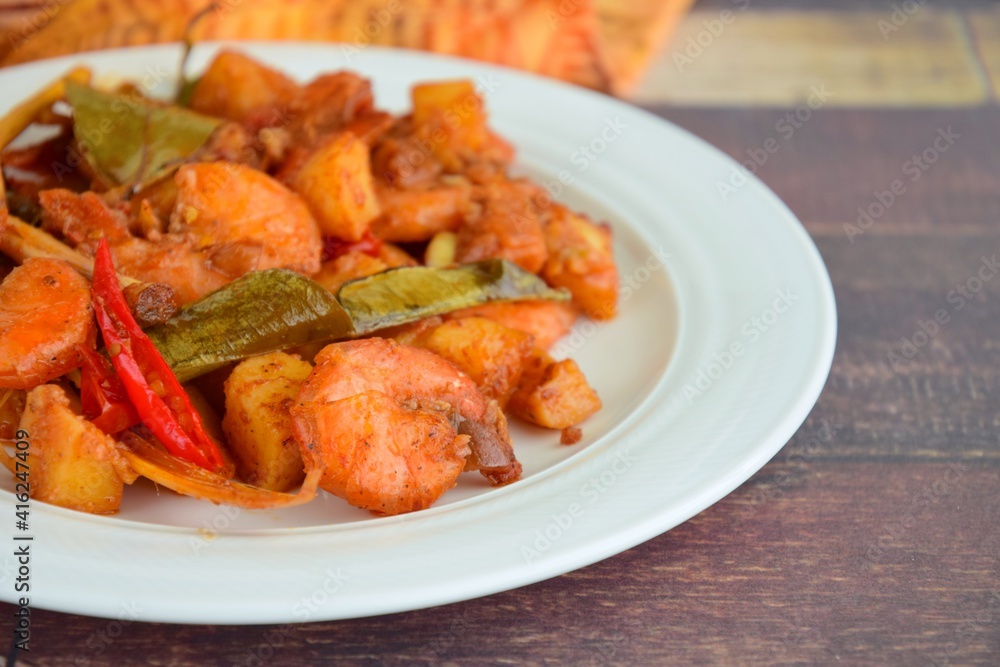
4 32 1000 667
654 108 1000 229
3 461 998 666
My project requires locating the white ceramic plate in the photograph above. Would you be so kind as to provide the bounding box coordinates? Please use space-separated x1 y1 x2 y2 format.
0 43 835 623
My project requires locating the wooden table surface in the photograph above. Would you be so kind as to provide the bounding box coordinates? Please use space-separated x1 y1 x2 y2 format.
3 0 1000 664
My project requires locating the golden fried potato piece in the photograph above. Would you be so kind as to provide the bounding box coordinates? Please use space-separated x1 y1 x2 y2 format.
0 390 26 440
20 384 132 514
291 132 381 242
189 50 298 122
508 350 601 429
412 80 489 166
222 352 313 492
444 300 577 351
400 317 534 405
312 251 388 295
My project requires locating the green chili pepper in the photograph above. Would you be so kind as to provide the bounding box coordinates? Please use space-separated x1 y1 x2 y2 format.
148 260 569 382
339 258 569 333
147 269 354 383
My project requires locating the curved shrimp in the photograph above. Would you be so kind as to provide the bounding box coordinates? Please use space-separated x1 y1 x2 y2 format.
370 183 471 243
454 180 548 274
0 257 95 389
171 162 321 276
40 162 322 305
40 188 230 305
290 338 521 515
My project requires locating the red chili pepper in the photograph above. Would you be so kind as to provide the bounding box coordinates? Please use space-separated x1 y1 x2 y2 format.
79 346 140 436
90 238 225 471
321 230 383 262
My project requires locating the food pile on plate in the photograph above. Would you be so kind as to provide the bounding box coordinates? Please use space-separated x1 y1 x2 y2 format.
0 50 619 517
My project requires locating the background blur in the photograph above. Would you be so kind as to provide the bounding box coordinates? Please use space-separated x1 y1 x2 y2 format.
0 0 994 107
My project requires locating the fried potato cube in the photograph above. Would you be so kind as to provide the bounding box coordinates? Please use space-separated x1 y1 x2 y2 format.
20 385 130 514
222 352 312 492
292 132 381 241
444 300 577 351
542 205 618 320
508 351 602 430
312 251 389 295
189 50 299 122
412 80 488 154
403 317 534 404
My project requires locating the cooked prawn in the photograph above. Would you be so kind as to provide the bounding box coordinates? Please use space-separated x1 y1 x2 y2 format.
290 338 521 515
172 162 321 275
40 188 230 305
40 162 323 305
370 183 471 243
454 180 548 274
0 257 95 389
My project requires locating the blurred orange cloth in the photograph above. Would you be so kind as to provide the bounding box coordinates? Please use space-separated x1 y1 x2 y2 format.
0 0 693 94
